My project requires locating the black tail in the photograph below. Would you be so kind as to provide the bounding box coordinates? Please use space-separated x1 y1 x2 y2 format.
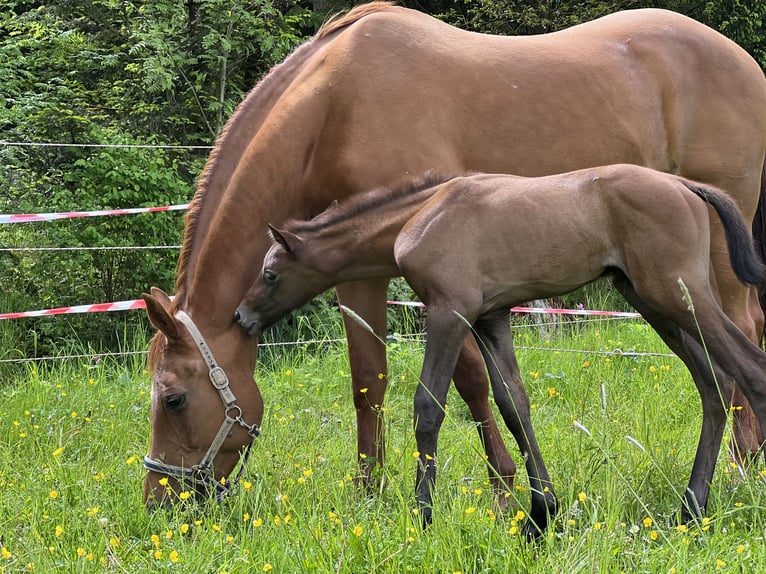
684 182 766 288
751 163 766 339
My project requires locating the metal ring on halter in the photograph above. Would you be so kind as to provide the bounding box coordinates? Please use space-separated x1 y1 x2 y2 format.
143 310 260 500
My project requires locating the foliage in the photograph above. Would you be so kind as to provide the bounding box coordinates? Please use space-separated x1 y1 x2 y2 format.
0 0 313 354
1 0 765 355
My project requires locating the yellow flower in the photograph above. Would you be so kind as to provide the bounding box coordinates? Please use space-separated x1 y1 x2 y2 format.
2 547 11 559
360 388 368 394
86 506 99 516
180 524 190 534
675 524 688 533
109 537 120 548
642 517 653 528
169 550 179 564
76 548 86 557
514 510 526 521
581 361 591 368
353 525 363 537
649 530 658 541
578 492 587 502
252 518 263 528
465 507 476 515
158 477 169 487
49 490 59 499
179 491 192 501
263 565 273 572
154 550 163 560
737 544 745 554
716 559 726 569
55 525 63 538
150 534 160 547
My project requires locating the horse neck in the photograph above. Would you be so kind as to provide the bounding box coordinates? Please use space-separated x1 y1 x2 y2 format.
301 186 441 283
173 38 337 332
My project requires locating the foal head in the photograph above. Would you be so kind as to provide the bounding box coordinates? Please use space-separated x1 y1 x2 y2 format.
235 225 335 337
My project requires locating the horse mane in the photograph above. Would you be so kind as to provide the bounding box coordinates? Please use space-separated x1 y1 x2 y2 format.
285 172 455 235
173 2 397 311
316 1 398 39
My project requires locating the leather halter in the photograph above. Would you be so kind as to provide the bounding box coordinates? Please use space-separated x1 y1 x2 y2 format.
143 310 260 501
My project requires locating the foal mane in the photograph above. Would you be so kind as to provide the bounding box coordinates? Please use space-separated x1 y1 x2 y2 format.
172 2 397 311
285 172 455 235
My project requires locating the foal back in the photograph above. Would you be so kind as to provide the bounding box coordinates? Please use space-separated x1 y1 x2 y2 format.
394 166 729 315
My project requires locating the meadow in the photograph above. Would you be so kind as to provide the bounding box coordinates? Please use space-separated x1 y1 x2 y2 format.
2 313 766 573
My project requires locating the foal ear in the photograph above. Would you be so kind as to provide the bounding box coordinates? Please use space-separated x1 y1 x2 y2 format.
142 288 180 341
268 224 303 257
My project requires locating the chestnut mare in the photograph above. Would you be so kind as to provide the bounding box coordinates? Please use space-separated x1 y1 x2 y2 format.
141 2 766 506
235 165 766 534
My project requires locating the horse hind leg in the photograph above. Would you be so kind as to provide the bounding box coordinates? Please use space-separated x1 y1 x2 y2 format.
452 335 518 514
472 309 557 539
613 275 733 522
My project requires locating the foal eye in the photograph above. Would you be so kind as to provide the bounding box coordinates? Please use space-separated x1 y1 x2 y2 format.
263 269 278 284
164 394 187 412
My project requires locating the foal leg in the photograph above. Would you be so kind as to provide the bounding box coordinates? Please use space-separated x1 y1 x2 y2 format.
708 222 765 464
473 309 557 538
613 276 732 521
413 305 476 526
336 278 391 484
452 335 517 513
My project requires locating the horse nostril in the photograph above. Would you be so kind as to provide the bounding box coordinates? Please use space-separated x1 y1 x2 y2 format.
234 309 241 323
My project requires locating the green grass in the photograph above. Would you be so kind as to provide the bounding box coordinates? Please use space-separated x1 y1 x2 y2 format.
2 316 766 572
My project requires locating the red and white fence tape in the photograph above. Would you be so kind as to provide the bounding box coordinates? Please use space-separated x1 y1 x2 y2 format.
0 298 641 321
0 204 190 224
0 299 147 320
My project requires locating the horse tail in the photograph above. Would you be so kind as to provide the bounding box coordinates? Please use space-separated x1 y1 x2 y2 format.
751 162 766 327
684 182 766 288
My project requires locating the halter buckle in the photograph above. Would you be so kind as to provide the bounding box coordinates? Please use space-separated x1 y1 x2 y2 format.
209 366 229 389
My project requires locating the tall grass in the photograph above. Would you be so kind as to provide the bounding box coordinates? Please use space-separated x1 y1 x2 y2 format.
2 316 766 572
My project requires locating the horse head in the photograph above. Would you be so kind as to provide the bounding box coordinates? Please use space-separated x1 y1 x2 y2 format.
142 287 263 506
235 224 335 337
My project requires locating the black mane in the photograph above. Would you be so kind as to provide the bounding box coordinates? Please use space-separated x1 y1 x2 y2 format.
286 172 456 234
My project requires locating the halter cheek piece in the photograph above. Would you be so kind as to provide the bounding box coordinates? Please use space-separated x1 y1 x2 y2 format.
143 310 260 501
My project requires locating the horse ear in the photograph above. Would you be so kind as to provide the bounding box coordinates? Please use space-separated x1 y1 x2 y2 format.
268 224 303 256
142 288 180 341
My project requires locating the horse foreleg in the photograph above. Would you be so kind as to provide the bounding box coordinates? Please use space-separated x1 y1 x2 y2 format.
414 306 473 526
336 278 391 487
452 335 517 513
473 309 557 539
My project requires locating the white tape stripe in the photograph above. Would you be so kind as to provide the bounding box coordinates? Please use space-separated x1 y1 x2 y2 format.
0 299 642 321
0 204 190 224
385 300 642 319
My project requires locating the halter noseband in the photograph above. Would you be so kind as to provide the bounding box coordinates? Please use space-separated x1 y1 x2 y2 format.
143 310 260 501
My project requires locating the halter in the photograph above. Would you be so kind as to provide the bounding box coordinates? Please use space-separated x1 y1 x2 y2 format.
143 310 260 502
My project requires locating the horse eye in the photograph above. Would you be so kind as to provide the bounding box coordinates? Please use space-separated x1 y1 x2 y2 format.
164 393 187 412
263 269 278 284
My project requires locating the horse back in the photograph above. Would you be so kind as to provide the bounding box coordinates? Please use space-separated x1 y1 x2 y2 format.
291 6 766 202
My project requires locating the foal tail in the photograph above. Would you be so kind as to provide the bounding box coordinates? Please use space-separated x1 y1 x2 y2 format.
684 182 766 288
